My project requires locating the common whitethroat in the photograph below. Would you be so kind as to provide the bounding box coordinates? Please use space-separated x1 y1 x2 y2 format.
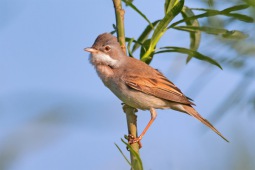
84 33 229 147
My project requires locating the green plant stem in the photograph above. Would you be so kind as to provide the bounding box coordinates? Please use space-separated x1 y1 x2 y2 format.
112 0 126 54
122 105 140 164
112 0 140 167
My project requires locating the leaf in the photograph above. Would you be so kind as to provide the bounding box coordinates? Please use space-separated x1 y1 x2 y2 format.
173 26 248 40
110 24 117 34
125 37 142 45
189 8 220 13
174 26 227 35
245 0 255 6
151 0 184 44
140 39 154 64
221 4 250 13
115 143 132 167
170 10 220 27
181 6 201 63
221 30 248 39
122 0 154 29
170 5 254 27
164 0 177 14
121 139 143 170
132 20 160 53
156 46 222 69
127 38 135 57
141 0 184 61
224 13 254 22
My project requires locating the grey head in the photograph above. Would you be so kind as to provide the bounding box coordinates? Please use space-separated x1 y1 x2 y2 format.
84 33 126 68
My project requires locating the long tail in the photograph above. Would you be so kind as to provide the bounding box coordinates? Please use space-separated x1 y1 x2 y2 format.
182 105 229 142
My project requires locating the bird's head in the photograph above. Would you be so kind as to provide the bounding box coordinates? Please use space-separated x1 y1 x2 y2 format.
84 33 126 68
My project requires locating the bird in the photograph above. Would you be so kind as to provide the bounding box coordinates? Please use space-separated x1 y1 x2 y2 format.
84 33 229 147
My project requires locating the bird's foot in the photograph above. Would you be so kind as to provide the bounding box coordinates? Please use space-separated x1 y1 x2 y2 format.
127 134 142 148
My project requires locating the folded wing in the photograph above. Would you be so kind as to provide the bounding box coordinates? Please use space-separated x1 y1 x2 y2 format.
122 71 194 105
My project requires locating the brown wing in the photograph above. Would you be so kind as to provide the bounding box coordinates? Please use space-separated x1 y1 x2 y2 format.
122 71 195 105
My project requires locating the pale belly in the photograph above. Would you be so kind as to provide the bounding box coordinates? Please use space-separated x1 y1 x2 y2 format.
106 80 184 111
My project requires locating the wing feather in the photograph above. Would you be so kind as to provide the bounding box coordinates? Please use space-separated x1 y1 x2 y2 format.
123 72 195 105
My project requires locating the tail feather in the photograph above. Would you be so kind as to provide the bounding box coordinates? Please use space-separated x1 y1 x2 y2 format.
183 105 229 142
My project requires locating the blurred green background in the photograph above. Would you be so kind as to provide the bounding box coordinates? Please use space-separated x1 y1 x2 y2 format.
0 0 254 169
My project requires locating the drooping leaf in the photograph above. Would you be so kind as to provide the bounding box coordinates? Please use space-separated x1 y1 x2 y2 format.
191 4 250 13
221 4 250 13
122 0 154 29
170 10 220 27
132 20 160 53
174 26 226 34
224 13 254 22
181 6 201 63
173 26 248 40
170 5 254 27
156 46 222 69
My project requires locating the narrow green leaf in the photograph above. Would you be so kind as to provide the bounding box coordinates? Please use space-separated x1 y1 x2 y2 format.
221 4 250 13
127 38 134 57
110 30 116 34
126 37 146 54
245 0 255 6
224 13 254 22
156 46 222 69
174 26 248 40
110 24 117 34
151 0 184 43
222 30 248 39
181 6 201 63
164 0 177 14
121 139 143 170
115 143 132 167
132 20 160 53
173 26 227 35
140 39 154 64
141 0 184 62
174 26 197 32
189 8 219 13
171 5 254 27
125 37 142 45
122 0 154 29
170 11 220 28
191 4 250 13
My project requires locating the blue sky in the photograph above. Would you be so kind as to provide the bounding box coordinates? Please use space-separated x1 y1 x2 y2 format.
0 0 255 170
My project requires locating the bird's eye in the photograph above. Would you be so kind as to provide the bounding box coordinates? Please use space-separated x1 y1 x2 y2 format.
104 45 111 52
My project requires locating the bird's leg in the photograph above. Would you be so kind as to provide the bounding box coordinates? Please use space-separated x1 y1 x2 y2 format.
128 108 157 148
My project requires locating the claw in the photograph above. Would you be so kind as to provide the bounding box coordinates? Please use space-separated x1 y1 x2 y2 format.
127 134 142 148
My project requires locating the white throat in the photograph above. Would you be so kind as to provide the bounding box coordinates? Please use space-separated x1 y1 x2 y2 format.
89 52 118 68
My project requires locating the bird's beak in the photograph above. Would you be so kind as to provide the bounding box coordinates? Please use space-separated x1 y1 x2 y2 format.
84 47 97 53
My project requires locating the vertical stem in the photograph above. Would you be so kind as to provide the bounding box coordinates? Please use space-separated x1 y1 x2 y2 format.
123 105 140 166
112 0 127 54
112 0 140 167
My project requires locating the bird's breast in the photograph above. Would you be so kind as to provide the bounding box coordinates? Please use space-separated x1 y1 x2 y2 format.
94 64 115 86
